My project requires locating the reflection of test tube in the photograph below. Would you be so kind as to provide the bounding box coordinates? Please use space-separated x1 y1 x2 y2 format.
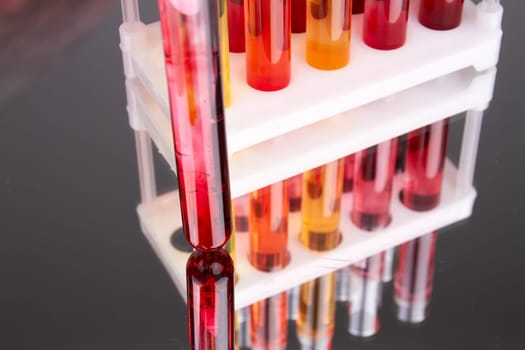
348 254 383 338
353 0 365 14
343 154 355 193
234 194 250 233
297 273 336 348
187 249 235 350
395 232 437 324
158 0 232 250
301 160 344 251
419 0 464 30
306 0 353 70
245 0 291 91
228 0 246 52
219 0 232 106
292 0 307 33
402 119 449 211
351 139 397 231
363 0 409 50
248 181 290 272
250 292 288 350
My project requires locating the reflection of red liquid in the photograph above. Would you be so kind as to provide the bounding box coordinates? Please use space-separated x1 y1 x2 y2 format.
363 0 409 50
250 292 288 349
245 0 291 91
353 0 365 14
292 0 307 33
159 1 232 250
187 250 235 350
419 0 464 30
403 119 449 211
343 154 355 193
351 140 397 231
228 0 246 52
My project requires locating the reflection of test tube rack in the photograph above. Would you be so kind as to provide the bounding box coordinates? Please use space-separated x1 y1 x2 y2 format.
120 0 503 318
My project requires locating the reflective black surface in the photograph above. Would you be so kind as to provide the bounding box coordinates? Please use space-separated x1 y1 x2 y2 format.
1 1 524 349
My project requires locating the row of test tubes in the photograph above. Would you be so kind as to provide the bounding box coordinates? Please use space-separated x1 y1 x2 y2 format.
235 231 438 349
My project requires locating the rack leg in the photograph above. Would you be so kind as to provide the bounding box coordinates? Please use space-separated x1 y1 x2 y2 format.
457 109 485 196
135 130 157 203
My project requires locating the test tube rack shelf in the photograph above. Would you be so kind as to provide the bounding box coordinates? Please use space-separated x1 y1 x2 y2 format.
119 0 502 309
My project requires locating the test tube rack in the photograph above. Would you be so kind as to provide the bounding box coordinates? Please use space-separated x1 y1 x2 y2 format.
119 0 503 309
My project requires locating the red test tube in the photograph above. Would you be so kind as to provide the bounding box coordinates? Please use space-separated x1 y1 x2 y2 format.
353 0 365 14
187 249 235 350
245 0 291 91
402 119 449 211
419 0 464 30
363 0 410 50
292 0 307 33
250 292 288 350
394 232 437 324
158 0 232 250
228 0 246 52
351 139 397 231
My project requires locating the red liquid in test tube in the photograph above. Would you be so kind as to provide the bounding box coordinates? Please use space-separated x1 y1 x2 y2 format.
158 0 232 250
419 0 464 30
353 0 365 14
245 0 291 91
289 174 303 212
402 119 449 211
228 0 246 52
394 232 437 324
292 0 307 33
351 139 397 231
363 0 409 50
187 249 235 350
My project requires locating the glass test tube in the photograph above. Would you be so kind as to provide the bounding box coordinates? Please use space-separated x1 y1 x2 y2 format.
248 181 290 272
306 0 353 70
158 0 232 250
187 249 235 350
245 0 291 91
394 232 437 324
363 0 409 50
289 174 303 212
402 119 449 211
419 0 464 30
348 253 383 337
343 154 355 193
228 0 246 52
382 247 395 283
219 0 232 106
301 160 345 251
292 0 307 33
335 267 351 302
297 273 336 348
288 286 300 320
353 0 365 14
250 292 288 350
234 194 250 233
351 139 397 231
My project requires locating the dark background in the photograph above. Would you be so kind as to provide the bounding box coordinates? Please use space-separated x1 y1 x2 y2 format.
1 1 524 349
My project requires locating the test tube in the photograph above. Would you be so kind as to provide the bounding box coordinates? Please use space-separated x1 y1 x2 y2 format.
228 0 246 52
351 139 397 231
158 0 232 250
288 286 300 320
187 249 235 350
237 307 252 348
382 247 395 283
250 292 288 350
289 174 303 212
402 119 449 211
394 232 437 324
297 273 336 348
335 266 351 302
248 181 290 272
234 194 250 233
245 0 292 91
419 0 464 30
292 0 307 33
219 0 232 106
343 154 355 193
348 254 383 337
363 0 409 50
306 0 353 70
301 159 345 251
353 0 365 14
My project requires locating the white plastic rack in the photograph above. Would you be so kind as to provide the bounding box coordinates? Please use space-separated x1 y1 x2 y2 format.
119 0 503 309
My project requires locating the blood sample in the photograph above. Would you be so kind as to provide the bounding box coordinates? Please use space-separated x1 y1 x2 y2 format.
353 0 365 14
292 0 307 33
289 174 303 212
419 0 464 30
351 139 397 231
394 232 437 324
301 159 344 251
343 154 355 193
363 0 409 50
219 0 232 106
348 254 383 337
237 307 251 348
228 0 246 52
248 181 290 272
306 0 352 70
234 194 250 233
250 292 288 350
158 0 233 250
402 119 449 211
187 249 235 350
245 0 291 91
297 273 336 348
